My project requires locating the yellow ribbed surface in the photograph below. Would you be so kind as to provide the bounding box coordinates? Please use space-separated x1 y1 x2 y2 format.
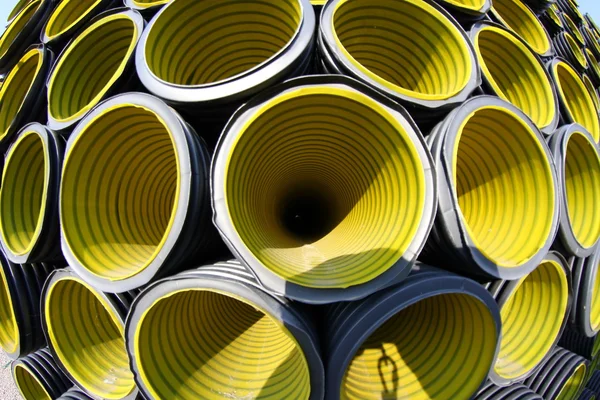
0 266 17 354
0 0 40 58
438 0 485 11
564 131 600 248
0 48 42 142
225 87 426 288
44 0 102 39
6 0 33 21
332 0 471 100
592 262 600 331
556 363 586 400
474 26 555 129
565 33 588 68
586 49 600 78
342 293 497 399
135 289 310 399
0 132 46 256
48 15 137 123
492 0 551 55
564 13 585 44
549 7 563 27
14 365 51 400
45 278 134 399
495 260 569 380
583 74 600 112
453 107 555 267
556 62 600 140
146 0 301 85
61 105 179 281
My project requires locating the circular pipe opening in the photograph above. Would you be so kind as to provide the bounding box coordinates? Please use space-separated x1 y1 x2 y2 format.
13 364 51 400
474 26 555 130
495 260 569 380
549 7 563 27
592 262 600 332
224 88 427 288
48 14 138 124
0 0 41 58
564 13 585 44
564 131 600 248
556 363 586 399
61 104 179 281
583 74 600 111
342 293 497 399
555 62 600 142
586 49 600 77
565 32 587 68
0 131 47 256
0 265 17 354
145 0 302 86
44 0 102 40
135 289 311 399
453 106 555 266
6 0 33 22
0 48 41 142
331 0 472 100
491 0 551 55
45 278 134 399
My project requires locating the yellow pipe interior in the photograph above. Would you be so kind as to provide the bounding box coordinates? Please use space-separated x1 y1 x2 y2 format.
13 365 51 400
225 87 426 288
135 289 311 400
437 0 486 11
564 13 585 44
474 25 555 130
565 32 588 69
44 0 102 40
342 293 497 399
494 260 569 380
145 0 302 85
548 7 563 27
0 0 41 58
6 0 33 21
453 106 555 267
583 74 600 112
61 104 179 281
592 260 600 332
0 131 47 256
45 278 134 399
332 0 472 100
556 363 586 400
586 49 600 79
0 264 18 354
491 0 551 55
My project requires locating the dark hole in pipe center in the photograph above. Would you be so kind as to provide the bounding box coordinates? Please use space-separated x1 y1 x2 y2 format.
279 188 336 243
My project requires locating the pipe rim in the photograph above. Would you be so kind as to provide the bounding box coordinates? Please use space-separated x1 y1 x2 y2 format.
6 0 34 22
549 8 564 28
320 0 479 105
135 0 315 103
585 49 600 79
564 32 588 69
583 74 600 112
47 10 144 130
556 362 586 399
0 0 42 59
0 257 18 355
60 93 192 293
126 0 170 10
438 0 488 12
13 363 52 400
578 246 600 336
43 270 136 399
471 22 558 133
211 75 437 303
43 0 103 41
0 126 50 260
585 27 600 56
563 13 585 45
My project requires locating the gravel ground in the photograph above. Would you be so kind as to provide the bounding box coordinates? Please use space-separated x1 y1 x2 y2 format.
0 351 20 399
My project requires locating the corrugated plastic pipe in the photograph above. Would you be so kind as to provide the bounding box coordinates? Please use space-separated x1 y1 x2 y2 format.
41 268 138 399
557 0 584 22
486 251 571 385
581 389 597 400
211 75 437 304
0 0 54 73
41 0 119 50
474 381 542 400
12 348 72 400
549 59 600 142
0 123 63 263
554 32 589 72
562 12 586 46
421 96 559 280
585 49 600 87
60 92 218 292
568 246 600 336
6 0 35 23
317 0 480 124
549 124 600 257
124 0 170 15
135 0 315 145
46 8 144 132
525 346 588 399
522 0 557 14
540 6 564 36
323 264 501 400
583 26 600 60
58 388 94 400
583 74 600 112
588 371 600 394
432 0 492 22
489 0 554 58
586 14 600 36
125 260 324 400
470 22 560 135
0 45 53 149
0 251 58 359
560 329 600 360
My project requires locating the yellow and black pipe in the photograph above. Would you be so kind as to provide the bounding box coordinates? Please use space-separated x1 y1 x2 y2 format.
0 123 64 263
588 371 600 394
125 260 324 400
58 387 94 400
470 22 560 135
422 95 559 280
562 12 586 47
135 0 315 144
485 252 571 385
585 49 600 87
540 6 565 36
521 0 558 14
317 0 480 124
557 0 584 23
548 59 600 143
583 25 600 60
586 13 600 37
548 124 600 256
0 44 53 149
582 389 597 400
60 92 220 293
554 31 589 72
474 381 542 399
46 8 144 132
566 245 600 336
430 0 492 22
524 346 588 399
211 75 437 303
489 0 554 59
41 268 138 399
560 329 600 363
583 74 600 113
0 251 58 359
323 264 501 400
11 348 72 400
124 0 170 16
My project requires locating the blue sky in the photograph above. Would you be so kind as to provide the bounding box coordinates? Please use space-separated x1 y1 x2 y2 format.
0 1 20 33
